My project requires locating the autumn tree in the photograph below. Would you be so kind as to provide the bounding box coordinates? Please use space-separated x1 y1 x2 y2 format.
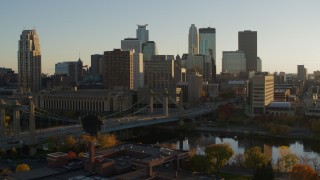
97 133 117 148
277 146 298 172
81 114 103 137
64 135 76 150
67 151 77 159
205 143 234 171
16 163 30 172
244 146 267 171
290 164 318 180
189 155 211 173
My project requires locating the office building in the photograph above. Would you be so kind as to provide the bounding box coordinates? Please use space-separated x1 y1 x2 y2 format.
121 39 144 90
188 24 199 55
55 59 83 86
238 30 257 72
142 41 158 61
144 56 174 89
188 72 203 105
222 51 246 75
297 65 308 81
38 88 132 113
199 27 216 82
121 38 142 53
103 49 133 90
246 75 274 117
136 24 149 44
257 57 262 72
18 29 41 93
91 54 103 76
186 55 212 81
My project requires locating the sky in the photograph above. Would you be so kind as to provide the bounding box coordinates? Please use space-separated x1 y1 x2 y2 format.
1 0 320 75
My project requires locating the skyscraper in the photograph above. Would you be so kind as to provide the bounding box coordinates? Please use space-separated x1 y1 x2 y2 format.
199 27 216 82
188 24 199 55
121 38 144 90
18 29 41 93
136 24 149 44
121 38 142 53
199 27 216 60
103 49 133 90
238 30 257 72
222 51 246 74
297 65 308 81
142 41 158 61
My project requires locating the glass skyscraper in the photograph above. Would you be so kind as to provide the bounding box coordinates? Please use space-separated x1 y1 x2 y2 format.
136 24 149 44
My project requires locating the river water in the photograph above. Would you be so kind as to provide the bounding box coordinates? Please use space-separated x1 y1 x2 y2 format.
127 130 320 165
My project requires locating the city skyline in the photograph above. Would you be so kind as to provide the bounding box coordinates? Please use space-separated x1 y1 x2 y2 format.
1 0 320 74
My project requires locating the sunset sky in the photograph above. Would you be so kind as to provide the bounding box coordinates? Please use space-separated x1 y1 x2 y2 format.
1 0 320 74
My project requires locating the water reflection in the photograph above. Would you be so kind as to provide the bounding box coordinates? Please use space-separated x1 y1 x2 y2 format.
187 133 319 164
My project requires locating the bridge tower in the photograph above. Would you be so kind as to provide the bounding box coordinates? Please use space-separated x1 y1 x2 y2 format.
13 101 21 140
150 90 154 113
29 100 36 144
163 89 169 116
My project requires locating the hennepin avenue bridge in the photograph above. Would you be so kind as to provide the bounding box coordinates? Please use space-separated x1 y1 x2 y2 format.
0 92 222 153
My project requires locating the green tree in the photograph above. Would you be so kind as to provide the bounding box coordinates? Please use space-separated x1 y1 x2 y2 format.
189 155 211 173
205 143 234 171
81 114 103 137
244 146 267 171
253 161 274 180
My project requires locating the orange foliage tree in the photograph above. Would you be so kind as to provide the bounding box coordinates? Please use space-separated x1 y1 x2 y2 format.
97 134 117 148
290 164 318 180
67 151 77 159
16 163 30 172
64 135 76 150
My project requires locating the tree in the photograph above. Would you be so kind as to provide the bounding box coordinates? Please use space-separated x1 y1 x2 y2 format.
290 164 318 180
189 155 211 173
233 153 245 167
0 148 6 158
64 135 76 150
97 134 117 148
16 163 30 172
277 146 298 172
81 114 103 137
244 146 267 171
205 143 234 171
67 151 77 159
253 161 274 180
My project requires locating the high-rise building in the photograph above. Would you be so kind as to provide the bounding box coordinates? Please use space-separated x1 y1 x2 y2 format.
297 65 308 81
55 59 83 86
186 55 212 81
103 49 133 90
136 24 149 44
199 27 216 59
199 27 216 82
144 56 175 89
142 41 158 61
188 24 199 55
222 51 246 74
238 30 257 72
121 38 142 53
18 29 41 93
121 38 144 90
246 75 274 117
257 57 262 72
91 54 103 76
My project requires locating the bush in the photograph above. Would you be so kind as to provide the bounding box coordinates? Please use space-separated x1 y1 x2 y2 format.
16 163 30 172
